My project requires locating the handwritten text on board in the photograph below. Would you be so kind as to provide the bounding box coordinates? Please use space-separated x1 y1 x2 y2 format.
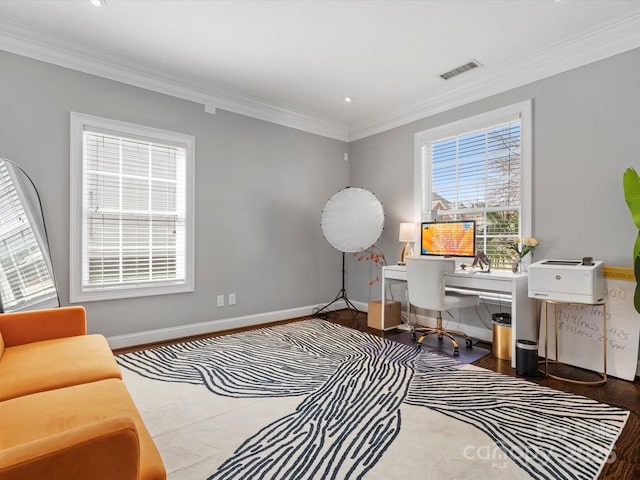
538 278 640 381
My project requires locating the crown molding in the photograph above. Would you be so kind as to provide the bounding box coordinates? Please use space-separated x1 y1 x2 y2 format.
1 10 639 144
0 18 349 142
348 10 640 142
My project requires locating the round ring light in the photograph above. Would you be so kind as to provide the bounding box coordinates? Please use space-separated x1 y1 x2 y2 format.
321 187 384 253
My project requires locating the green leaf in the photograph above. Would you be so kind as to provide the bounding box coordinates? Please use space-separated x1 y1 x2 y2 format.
634 255 640 314
623 168 640 230
634 233 640 268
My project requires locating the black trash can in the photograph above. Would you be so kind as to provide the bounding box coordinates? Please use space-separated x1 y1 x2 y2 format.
516 339 539 376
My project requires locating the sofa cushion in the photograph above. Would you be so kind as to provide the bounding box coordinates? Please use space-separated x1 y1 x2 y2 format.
0 378 165 480
0 331 4 361
0 334 121 401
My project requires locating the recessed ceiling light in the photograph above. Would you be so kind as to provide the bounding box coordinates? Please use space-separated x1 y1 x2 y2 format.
344 97 352 103
90 0 106 6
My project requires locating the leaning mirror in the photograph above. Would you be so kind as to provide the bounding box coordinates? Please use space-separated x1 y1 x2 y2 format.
0 158 59 312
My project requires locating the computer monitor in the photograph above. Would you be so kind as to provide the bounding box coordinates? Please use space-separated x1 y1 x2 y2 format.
420 220 476 257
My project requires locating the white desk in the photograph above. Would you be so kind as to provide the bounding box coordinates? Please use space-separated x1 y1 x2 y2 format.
381 264 537 368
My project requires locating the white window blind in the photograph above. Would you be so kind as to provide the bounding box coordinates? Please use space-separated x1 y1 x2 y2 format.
415 101 532 269
70 113 194 302
0 161 57 310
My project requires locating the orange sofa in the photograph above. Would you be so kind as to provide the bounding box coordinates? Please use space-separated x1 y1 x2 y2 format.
0 307 166 480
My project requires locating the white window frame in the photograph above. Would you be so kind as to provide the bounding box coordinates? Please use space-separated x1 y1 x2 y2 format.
413 100 532 260
70 112 195 302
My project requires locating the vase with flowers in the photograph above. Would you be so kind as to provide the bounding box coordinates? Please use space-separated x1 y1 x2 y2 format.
508 237 539 273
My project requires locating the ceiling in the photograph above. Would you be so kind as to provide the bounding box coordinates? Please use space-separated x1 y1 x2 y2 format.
1 0 640 141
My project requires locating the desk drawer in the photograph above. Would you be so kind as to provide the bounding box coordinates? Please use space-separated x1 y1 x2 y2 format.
383 268 407 281
445 274 512 293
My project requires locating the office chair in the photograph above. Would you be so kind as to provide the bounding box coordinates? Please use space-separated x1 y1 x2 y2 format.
405 256 479 356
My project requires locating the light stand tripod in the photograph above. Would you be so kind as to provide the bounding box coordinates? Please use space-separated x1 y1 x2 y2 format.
313 252 360 320
317 187 384 323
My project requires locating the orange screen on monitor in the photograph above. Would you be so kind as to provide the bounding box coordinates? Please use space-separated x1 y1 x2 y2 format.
421 220 476 257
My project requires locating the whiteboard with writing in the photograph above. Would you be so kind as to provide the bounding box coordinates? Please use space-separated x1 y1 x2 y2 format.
537 277 640 381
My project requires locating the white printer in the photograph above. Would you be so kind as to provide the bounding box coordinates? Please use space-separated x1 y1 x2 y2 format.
528 259 606 304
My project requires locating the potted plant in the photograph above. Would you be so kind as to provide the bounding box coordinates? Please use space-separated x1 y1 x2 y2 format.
508 237 539 273
622 167 640 313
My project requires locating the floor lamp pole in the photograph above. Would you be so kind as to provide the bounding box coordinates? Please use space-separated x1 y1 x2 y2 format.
313 252 361 320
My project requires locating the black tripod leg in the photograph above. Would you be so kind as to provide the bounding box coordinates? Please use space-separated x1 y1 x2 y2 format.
314 252 362 323
343 296 361 321
313 296 341 318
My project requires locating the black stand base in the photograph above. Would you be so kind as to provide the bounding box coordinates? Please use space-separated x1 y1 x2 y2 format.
313 288 360 320
313 253 361 322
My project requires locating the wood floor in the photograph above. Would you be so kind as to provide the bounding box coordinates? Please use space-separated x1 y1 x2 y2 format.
114 309 640 480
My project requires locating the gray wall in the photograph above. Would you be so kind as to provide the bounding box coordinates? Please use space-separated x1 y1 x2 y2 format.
348 47 640 305
2 45 639 340
0 50 349 338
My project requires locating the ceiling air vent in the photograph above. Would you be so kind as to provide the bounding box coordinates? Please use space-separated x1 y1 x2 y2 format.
439 59 483 80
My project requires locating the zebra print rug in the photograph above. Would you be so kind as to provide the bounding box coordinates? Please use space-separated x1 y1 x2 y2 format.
117 319 628 480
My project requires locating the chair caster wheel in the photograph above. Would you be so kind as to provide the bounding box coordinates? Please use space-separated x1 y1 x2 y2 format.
411 332 417 341
416 343 422 351
437 334 443 341
453 348 460 357
466 339 473 348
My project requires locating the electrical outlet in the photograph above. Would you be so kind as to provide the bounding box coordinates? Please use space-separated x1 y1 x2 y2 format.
217 295 224 307
228 293 236 305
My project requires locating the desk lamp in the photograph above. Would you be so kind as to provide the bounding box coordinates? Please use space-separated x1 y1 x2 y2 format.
398 222 416 265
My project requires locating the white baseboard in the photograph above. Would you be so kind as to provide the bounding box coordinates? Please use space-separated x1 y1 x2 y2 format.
352 300 369 312
108 299 639 378
107 300 347 349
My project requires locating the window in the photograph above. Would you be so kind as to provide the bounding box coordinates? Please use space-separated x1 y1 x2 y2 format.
70 113 194 302
414 100 532 269
0 161 57 311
